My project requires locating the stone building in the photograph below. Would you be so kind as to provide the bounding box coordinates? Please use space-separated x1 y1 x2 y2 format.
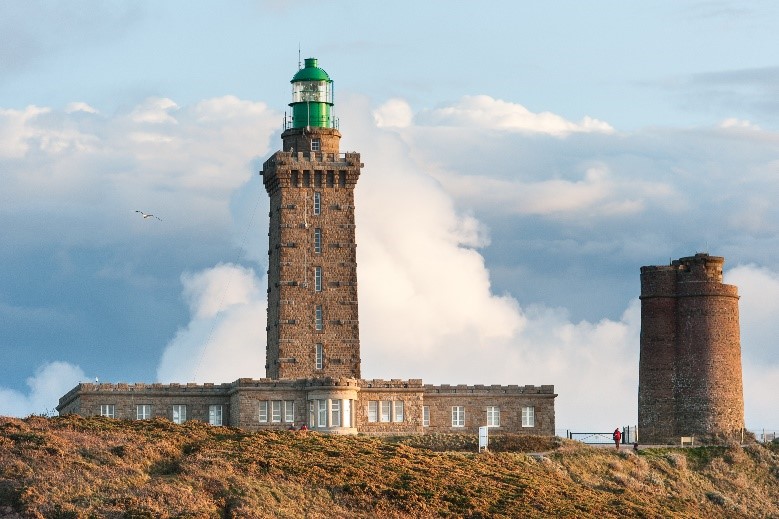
638 253 744 443
58 58 557 435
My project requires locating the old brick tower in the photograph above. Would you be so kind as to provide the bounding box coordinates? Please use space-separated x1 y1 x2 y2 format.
639 253 744 444
261 58 362 380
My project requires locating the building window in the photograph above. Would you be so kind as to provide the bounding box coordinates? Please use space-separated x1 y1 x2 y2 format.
314 228 322 253
368 401 378 423
100 404 115 418
313 191 321 215
272 401 282 423
317 400 327 428
393 401 404 422
209 405 223 426
314 171 322 187
284 401 294 423
303 171 310 187
136 404 151 420
172 405 186 424
423 406 430 427
315 305 323 331
380 401 391 423
291 171 299 187
522 406 535 428
308 400 315 429
259 401 268 422
339 171 346 187
331 400 341 427
451 406 464 427
314 266 322 292
326 171 334 187
343 399 352 427
487 406 500 427
315 343 323 370
311 138 320 151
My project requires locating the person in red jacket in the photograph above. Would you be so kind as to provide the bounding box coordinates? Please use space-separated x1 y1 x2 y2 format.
613 428 622 450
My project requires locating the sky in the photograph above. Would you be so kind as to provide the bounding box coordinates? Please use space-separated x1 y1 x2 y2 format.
1 0 778 433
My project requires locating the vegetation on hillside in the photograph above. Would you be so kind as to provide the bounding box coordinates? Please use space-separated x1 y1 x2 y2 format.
1 415 777 518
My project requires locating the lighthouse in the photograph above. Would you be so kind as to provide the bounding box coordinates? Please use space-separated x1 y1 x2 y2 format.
261 57 363 380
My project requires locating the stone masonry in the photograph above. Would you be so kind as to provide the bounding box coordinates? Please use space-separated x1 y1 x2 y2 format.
639 253 744 444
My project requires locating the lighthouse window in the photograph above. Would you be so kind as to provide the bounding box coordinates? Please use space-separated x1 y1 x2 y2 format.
314 266 322 292
311 138 320 152
303 171 310 187
339 171 346 187
315 343 323 370
313 192 321 215
326 171 334 187
314 228 322 253
315 305 323 331
314 171 322 187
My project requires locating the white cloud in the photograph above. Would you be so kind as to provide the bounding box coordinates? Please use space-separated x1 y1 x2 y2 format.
157 264 266 383
418 95 614 136
373 98 414 128
0 362 85 417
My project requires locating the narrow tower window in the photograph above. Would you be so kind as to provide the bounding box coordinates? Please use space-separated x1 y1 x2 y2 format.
303 171 310 187
311 138 320 151
315 305 323 331
314 228 322 253
291 171 299 187
314 266 322 292
314 171 322 187
313 192 321 215
315 343 323 370
326 171 334 187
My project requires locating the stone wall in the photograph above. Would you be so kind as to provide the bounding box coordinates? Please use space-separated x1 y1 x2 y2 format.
423 384 556 435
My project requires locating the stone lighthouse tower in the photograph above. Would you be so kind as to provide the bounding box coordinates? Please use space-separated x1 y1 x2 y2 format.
261 58 363 380
639 253 744 444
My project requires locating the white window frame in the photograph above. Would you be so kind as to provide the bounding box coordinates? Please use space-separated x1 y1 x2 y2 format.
172 404 186 424
136 404 151 420
451 406 464 427
522 406 535 428
315 305 323 331
313 191 321 215
284 401 294 423
209 405 223 426
100 404 115 418
259 401 268 422
317 400 327 428
314 266 322 292
271 400 282 423
343 399 351 427
311 138 320 152
314 228 322 253
393 401 404 422
422 406 430 427
308 400 315 428
380 401 391 423
368 401 378 423
315 343 323 370
487 406 500 427
331 400 341 427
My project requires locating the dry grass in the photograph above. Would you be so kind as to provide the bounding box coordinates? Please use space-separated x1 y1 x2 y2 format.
0 415 778 518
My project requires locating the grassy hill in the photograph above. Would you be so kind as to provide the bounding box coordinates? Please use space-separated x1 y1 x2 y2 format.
1 416 777 518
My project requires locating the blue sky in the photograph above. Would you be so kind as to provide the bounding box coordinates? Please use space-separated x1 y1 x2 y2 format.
1 1 778 432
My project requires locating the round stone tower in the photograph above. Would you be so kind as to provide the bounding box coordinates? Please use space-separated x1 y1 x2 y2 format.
639 253 744 444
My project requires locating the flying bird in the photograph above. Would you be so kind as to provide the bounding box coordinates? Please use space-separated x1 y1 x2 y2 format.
135 210 161 221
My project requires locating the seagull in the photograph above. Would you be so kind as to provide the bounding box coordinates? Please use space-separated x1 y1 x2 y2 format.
135 210 161 221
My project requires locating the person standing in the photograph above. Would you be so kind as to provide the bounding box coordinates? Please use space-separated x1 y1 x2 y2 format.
613 428 622 450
